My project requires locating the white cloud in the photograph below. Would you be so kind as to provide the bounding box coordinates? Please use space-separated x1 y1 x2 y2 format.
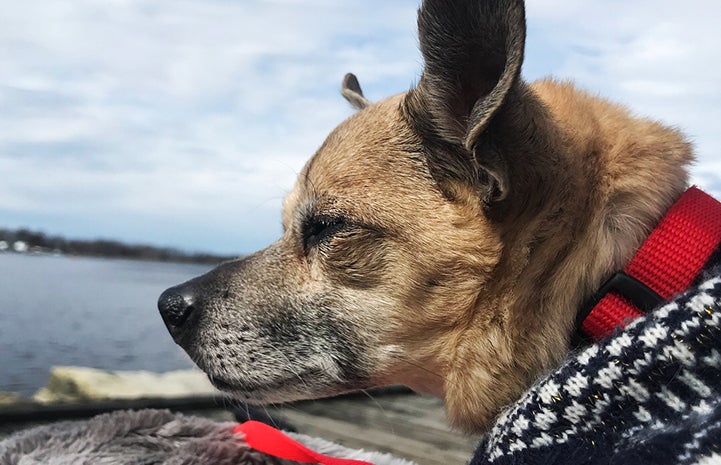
524 0 721 193
0 0 719 253
0 0 420 252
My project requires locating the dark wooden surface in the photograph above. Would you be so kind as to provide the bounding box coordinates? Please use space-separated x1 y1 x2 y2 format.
0 391 479 465
265 392 479 465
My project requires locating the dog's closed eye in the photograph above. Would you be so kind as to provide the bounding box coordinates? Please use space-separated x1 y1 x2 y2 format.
302 216 347 253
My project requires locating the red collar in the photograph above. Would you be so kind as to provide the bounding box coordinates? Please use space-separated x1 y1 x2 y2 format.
579 186 721 341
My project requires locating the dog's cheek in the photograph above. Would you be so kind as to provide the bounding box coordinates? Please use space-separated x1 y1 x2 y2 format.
319 229 389 290
320 311 374 385
254 298 373 385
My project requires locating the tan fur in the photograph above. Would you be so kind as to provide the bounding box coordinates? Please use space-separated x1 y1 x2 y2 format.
280 80 691 431
440 80 692 430
161 2 693 435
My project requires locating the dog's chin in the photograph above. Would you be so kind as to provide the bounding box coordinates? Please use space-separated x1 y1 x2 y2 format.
205 371 364 404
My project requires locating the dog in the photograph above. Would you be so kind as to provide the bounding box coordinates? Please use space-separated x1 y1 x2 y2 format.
158 0 693 433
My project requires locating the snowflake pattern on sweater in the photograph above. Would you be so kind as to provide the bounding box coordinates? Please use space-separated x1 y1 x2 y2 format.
471 271 721 465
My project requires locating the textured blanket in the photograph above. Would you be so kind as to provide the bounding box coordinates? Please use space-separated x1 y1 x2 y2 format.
472 269 721 464
0 409 415 465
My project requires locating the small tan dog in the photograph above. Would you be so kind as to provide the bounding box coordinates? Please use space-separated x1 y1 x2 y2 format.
158 0 692 433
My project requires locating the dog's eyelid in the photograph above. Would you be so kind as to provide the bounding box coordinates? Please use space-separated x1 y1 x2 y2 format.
301 215 349 253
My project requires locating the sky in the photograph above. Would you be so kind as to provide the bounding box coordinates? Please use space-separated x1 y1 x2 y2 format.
1 0 719 255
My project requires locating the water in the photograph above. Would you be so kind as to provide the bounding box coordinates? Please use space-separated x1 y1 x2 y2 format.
0 253 214 396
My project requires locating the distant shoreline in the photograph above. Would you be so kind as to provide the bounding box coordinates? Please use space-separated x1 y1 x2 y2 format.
0 227 236 265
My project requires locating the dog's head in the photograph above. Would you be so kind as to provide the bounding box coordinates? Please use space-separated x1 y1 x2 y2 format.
158 0 691 432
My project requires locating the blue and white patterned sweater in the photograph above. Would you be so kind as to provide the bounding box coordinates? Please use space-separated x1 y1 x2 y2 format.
472 269 721 465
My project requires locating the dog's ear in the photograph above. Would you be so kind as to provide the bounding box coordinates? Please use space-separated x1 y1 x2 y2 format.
407 0 526 202
341 73 370 110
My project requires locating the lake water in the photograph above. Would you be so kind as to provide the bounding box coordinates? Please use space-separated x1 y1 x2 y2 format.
0 253 215 396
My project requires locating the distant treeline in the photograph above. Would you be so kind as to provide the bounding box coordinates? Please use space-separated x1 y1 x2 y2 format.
0 228 236 264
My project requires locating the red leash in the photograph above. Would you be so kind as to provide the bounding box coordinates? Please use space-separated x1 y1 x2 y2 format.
581 186 721 340
234 421 375 465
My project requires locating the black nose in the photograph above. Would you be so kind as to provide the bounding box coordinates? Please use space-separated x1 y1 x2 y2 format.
158 285 197 341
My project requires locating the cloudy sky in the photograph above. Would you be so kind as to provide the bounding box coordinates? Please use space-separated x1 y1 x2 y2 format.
1 0 719 255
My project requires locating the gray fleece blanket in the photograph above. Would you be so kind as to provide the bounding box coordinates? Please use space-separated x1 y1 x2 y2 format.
0 409 416 465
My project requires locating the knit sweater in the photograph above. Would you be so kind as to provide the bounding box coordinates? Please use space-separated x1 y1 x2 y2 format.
471 268 721 465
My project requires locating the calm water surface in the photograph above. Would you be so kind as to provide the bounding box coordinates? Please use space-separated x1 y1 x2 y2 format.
0 253 214 396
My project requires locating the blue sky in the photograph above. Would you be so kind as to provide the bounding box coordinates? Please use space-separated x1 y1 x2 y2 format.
1 0 720 255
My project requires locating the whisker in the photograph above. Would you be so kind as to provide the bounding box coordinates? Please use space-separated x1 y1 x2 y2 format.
397 354 446 381
359 388 396 436
260 404 279 429
266 341 312 391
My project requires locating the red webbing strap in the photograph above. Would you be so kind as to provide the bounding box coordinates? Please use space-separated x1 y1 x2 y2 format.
582 186 721 340
234 421 375 465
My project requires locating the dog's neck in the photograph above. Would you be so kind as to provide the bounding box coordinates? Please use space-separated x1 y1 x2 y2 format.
574 186 721 343
442 79 694 432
